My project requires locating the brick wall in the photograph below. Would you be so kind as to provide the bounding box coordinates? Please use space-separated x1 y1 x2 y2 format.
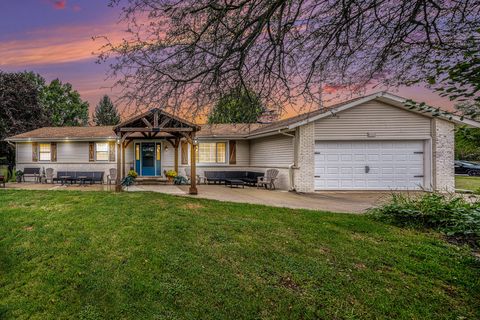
294 122 315 192
432 118 455 192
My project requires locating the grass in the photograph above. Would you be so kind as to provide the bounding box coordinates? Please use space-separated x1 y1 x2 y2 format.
455 175 480 191
0 190 479 319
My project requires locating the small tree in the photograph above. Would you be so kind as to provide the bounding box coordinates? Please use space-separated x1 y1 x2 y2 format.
208 89 263 124
93 95 121 125
42 79 89 126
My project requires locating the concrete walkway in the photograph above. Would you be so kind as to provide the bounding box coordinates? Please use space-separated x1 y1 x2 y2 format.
128 184 394 213
3 182 403 213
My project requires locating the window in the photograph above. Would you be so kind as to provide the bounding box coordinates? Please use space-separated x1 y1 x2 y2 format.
196 142 226 163
95 142 109 161
39 143 51 161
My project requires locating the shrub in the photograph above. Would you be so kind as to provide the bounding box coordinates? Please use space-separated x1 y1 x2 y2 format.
165 170 177 178
127 170 138 178
369 193 480 246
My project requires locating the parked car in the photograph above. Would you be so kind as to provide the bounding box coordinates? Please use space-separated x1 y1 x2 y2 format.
454 160 480 176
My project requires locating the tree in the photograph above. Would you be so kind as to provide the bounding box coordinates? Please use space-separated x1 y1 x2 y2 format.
100 0 479 114
208 89 263 124
42 79 89 126
0 71 50 168
93 95 121 125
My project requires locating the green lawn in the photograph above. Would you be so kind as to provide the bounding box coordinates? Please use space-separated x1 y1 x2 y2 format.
0 190 479 319
456 175 480 191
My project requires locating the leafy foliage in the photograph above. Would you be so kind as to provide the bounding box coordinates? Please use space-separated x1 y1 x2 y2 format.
455 126 480 160
369 193 480 246
42 79 89 126
208 89 263 124
0 71 51 167
93 95 120 126
165 170 177 178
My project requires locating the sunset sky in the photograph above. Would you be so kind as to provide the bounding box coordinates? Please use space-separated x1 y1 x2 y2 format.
0 0 455 120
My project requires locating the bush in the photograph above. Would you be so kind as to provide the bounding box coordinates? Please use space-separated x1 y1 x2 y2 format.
369 193 480 246
165 170 177 178
127 170 138 178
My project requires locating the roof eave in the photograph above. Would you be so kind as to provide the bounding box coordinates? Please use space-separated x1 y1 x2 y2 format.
5 137 117 142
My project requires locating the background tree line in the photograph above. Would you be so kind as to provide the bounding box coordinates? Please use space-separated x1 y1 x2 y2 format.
0 71 121 170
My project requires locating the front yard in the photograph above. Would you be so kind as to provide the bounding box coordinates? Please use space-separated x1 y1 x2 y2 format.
456 175 480 191
0 190 479 319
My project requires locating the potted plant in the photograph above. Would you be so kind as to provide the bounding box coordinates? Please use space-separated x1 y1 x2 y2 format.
15 170 24 183
121 170 138 189
165 170 177 183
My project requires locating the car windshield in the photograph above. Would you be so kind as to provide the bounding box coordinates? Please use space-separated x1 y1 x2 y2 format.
460 161 479 166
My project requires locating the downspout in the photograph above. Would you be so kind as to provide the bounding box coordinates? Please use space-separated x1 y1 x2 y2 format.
278 130 297 192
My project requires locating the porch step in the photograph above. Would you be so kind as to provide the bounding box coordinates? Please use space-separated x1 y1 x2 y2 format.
135 177 170 185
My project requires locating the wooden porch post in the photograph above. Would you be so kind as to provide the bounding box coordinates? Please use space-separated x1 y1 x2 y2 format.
189 133 198 195
174 138 179 174
115 135 122 192
121 142 126 179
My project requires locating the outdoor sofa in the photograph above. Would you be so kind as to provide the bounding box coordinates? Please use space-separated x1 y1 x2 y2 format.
204 171 264 186
53 171 105 185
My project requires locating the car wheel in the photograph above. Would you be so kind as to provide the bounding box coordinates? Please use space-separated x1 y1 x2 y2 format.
467 170 479 176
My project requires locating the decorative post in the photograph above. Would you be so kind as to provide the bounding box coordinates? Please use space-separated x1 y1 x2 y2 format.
174 138 179 174
115 135 122 192
189 133 198 195
121 141 126 179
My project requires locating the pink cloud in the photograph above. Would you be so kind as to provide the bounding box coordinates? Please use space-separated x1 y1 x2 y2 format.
49 0 67 10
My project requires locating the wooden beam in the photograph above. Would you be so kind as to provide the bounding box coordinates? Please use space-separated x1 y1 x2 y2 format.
153 110 159 127
174 139 179 174
119 127 193 132
141 117 153 128
179 132 193 144
141 132 148 138
159 117 170 128
115 135 122 192
189 134 198 195
121 142 126 180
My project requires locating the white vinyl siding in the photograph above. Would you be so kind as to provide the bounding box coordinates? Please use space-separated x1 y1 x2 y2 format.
58 142 90 163
314 101 431 140
249 134 294 167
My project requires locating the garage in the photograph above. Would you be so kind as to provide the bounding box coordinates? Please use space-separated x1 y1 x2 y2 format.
314 140 425 190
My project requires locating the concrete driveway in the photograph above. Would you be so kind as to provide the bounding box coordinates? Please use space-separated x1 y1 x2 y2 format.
128 184 397 213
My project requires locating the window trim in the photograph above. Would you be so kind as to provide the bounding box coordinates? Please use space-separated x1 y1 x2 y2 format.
38 143 51 162
196 141 227 164
95 142 110 162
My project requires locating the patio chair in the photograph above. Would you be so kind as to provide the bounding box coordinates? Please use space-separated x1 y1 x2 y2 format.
0 175 5 188
257 169 279 190
107 168 117 185
184 167 207 184
45 168 54 184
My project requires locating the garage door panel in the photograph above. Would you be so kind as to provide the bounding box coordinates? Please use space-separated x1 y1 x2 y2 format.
315 140 425 190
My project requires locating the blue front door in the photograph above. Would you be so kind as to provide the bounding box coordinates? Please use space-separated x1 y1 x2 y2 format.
141 143 155 176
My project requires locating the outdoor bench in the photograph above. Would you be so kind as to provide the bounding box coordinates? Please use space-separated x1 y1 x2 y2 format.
23 167 40 182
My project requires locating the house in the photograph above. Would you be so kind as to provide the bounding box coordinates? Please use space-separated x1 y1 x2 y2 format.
6 92 479 193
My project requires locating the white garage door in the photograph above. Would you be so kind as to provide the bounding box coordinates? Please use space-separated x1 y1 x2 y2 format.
314 141 425 190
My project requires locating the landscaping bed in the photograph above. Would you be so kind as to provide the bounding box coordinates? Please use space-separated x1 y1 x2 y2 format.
0 190 479 319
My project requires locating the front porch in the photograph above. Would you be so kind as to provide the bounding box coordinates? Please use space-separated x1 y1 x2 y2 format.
114 108 201 194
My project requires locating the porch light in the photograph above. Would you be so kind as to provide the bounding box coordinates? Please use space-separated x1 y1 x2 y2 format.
164 144 169 151
193 138 199 146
